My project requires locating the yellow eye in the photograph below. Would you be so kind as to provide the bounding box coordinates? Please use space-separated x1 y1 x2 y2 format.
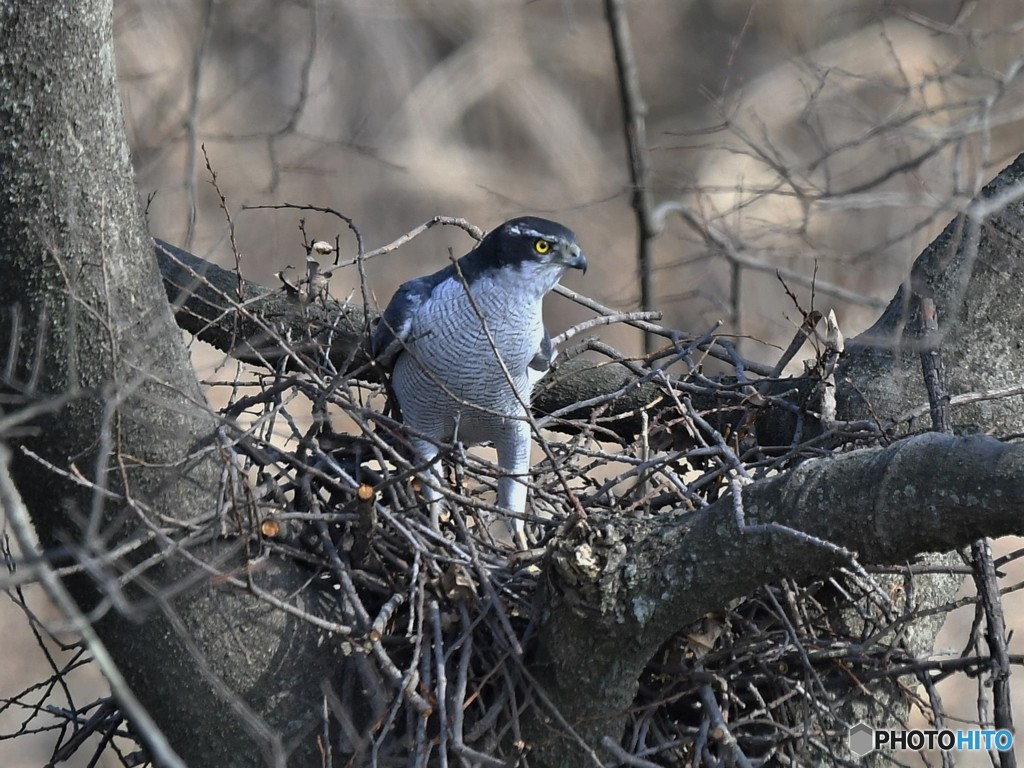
534 239 551 254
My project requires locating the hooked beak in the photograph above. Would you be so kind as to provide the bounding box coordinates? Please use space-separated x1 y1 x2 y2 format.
560 242 588 274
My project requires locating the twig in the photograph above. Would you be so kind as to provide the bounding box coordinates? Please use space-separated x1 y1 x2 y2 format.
600 736 663 768
0 447 188 768
656 200 890 308
182 0 215 250
605 0 658 354
918 297 951 433
893 383 1024 426
698 685 754 768
553 284 775 376
428 600 449 768
551 309 662 347
919 296 1015 768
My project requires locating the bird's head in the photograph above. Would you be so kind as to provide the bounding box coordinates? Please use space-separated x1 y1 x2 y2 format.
467 217 588 281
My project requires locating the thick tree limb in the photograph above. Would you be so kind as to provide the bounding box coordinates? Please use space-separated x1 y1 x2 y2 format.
528 432 1024 765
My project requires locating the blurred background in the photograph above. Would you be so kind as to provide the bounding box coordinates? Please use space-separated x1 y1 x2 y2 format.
118 0 1024 358
4 0 1024 764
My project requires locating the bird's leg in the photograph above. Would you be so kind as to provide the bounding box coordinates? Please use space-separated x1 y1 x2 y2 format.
496 419 532 549
410 437 445 532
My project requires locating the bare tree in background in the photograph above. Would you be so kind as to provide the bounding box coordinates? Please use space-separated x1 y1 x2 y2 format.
3 2 1024 767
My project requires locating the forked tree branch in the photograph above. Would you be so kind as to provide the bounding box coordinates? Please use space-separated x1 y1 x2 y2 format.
527 431 1024 766
11 0 1024 763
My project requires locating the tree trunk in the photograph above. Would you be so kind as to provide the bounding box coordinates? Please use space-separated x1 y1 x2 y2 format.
0 3 340 765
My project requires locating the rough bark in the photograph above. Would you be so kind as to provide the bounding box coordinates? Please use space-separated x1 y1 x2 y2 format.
0 3 341 765
840 153 1024 432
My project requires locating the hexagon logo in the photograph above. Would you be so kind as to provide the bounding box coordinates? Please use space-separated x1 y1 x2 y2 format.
849 722 875 757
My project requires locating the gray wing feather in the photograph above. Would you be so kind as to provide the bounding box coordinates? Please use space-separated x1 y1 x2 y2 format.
527 329 555 386
372 270 451 368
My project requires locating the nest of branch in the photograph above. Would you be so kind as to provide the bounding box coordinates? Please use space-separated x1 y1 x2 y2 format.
187 290 895 766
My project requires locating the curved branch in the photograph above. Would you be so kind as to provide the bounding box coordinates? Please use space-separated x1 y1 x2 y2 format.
528 432 1024 766
840 152 1024 435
